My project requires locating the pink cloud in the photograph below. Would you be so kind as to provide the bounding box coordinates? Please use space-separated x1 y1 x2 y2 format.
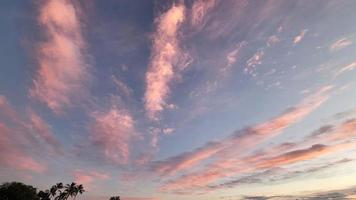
144 4 185 120
27 109 62 154
252 86 329 135
0 95 61 173
90 106 136 164
156 87 332 193
74 169 110 190
30 0 90 113
307 118 356 145
252 144 329 169
0 96 20 123
190 0 216 28
160 140 356 194
152 87 330 179
0 123 46 173
159 115 356 194
223 41 247 72
151 141 222 176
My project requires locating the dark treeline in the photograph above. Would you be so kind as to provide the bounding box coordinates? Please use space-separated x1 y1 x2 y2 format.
0 182 120 200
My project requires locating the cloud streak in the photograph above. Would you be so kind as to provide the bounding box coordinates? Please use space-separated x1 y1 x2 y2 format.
330 38 352 51
211 158 352 190
336 62 356 76
144 3 185 120
151 87 331 192
0 96 61 173
30 0 90 113
293 29 308 44
160 115 356 193
74 169 109 190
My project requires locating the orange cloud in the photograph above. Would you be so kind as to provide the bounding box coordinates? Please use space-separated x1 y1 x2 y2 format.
293 29 308 44
336 62 356 76
330 38 352 51
144 4 185 120
30 0 90 113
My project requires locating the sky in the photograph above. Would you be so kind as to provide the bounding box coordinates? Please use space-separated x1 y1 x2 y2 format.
0 0 356 200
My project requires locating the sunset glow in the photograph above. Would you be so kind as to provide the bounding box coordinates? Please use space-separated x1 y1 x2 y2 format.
1 1 356 200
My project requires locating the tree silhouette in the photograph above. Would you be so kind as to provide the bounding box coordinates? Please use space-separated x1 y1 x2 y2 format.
0 181 85 200
109 196 120 200
64 182 84 200
37 190 50 200
38 182 84 200
0 182 39 200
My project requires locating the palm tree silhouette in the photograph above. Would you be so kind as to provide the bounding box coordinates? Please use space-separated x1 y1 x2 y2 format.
49 183 63 198
75 184 84 199
109 196 120 200
63 182 84 200
38 182 84 200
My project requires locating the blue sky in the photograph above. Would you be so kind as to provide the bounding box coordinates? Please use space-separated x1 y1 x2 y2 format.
0 0 356 200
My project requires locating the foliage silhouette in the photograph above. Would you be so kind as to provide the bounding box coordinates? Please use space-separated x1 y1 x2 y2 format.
0 181 118 200
0 182 39 200
38 182 84 200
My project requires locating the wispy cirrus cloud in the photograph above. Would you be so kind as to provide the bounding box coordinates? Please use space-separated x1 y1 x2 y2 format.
0 95 61 173
211 158 352 190
30 0 90 113
151 87 331 185
144 3 185 120
336 62 356 76
28 109 62 154
112 75 133 99
239 185 356 200
160 115 356 194
74 169 110 190
330 37 352 51
0 123 46 173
